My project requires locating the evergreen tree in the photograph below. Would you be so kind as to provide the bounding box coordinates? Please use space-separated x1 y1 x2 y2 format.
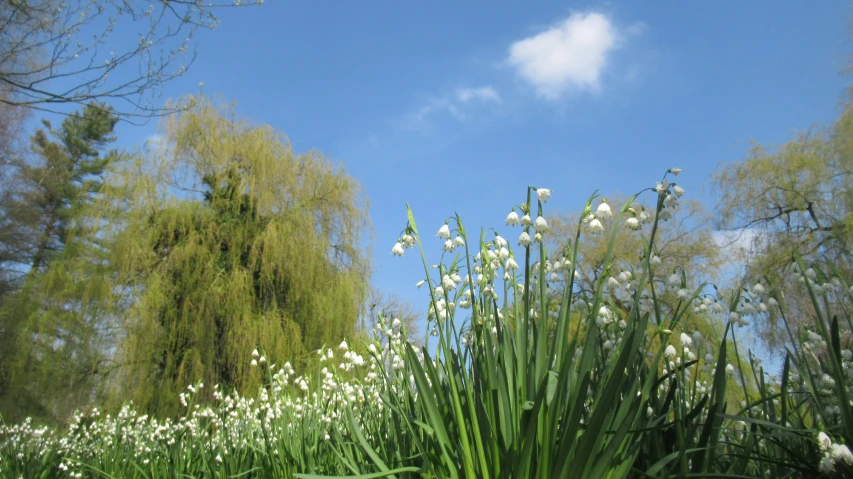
0 104 120 423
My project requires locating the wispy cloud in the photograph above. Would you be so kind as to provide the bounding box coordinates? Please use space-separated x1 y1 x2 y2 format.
507 12 629 100
408 85 502 127
456 86 502 104
713 229 763 268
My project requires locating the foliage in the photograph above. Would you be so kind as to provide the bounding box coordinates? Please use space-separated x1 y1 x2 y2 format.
4 172 853 478
100 96 372 417
0 103 121 424
713 102 853 347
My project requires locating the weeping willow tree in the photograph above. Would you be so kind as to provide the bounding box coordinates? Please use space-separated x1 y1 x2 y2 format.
105 97 371 417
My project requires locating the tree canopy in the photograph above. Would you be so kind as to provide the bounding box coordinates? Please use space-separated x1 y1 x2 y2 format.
101 97 371 416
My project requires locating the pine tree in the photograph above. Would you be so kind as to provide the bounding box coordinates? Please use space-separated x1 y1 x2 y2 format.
0 104 121 423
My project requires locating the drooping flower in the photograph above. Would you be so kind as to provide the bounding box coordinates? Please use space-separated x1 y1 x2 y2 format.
536 188 551 203
664 345 677 358
404 235 418 249
588 219 604 234
596 201 612 220
534 216 549 233
505 258 519 271
437 224 451 239
832 444 853 464
252 349 259 358
453 236 465 248
819 432 833 451
391 242 405 256
506 211 519 226
416 279 426 288
626 217 640 230
443 239 454 252
673 185 685 197
495 235 507 247
520 214 533 226
518 232 532 247
670 167 682 176
819 456 835 473
680 332 692 346
339 340 348 351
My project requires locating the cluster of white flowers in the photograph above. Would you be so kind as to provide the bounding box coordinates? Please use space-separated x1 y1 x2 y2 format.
818 431 853 473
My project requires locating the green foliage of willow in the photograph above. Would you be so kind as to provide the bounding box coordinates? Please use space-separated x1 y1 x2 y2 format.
713 100 853 347
102 96 371 417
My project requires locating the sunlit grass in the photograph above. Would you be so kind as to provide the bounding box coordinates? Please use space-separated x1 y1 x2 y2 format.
2 171 853 478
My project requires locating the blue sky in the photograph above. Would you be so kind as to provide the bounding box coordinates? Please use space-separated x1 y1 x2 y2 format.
105 1 853 330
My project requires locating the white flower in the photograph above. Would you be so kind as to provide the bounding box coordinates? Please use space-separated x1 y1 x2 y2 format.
401 234 416 248
216 454 223 463
588 219 604 234
437 224 451 239
453 236 465 248
252 349 259 358
339 340 348 351
536 188 551 203
665 345 677 358
819 456 835 473
534 232 542 243
596 201 612 220
416 280 426 288
673 185 685 197
443 239 454 252
670 167 682 176
726 364 735 373
650 255 661 266
668 273 680 287
506 211 519 226
752 283 765 294
495 235 507 247
259 356 266 364
819 432 833 451
391 243 405 256
832 444 853 464
626 217 640 230
520 214 533 226
251 359 258 366
505 258 519 271
518 232 532 247
680 333 692 346
499 247 509 260
677 289 689 300
534 216 549 233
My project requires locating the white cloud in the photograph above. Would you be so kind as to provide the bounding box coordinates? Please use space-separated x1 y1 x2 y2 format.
456 86 502 104
408 85 501 127
144 133 166 151
507 11 621 100
713 229 764 268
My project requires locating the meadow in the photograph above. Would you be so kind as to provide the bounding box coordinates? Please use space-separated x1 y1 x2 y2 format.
2 170 852 478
